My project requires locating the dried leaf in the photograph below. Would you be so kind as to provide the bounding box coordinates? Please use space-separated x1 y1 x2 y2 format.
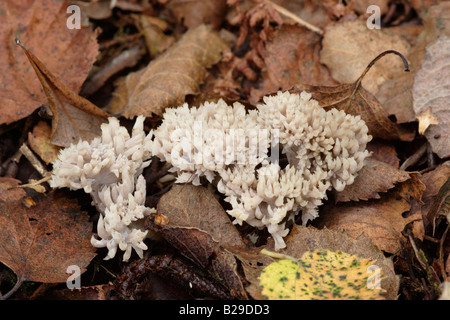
250 24 336 103
146 184 248 299
238 226 399 300
167 0 228 29
109 24 229 117
412 37 450 158
0 0 99 125
315 174 425 254
28 121 61 165
320 19 411 96
0 178 96 284
292 81 401 140
259 249 384 300
367 139 400 168
17 40 109 147
335 158 410 202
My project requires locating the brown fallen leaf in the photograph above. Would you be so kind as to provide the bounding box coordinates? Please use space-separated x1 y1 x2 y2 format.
320 19 411 96
418 162 450 233
0 178 96 299
412 36 450 158
315 173 425 254
27 121 61 165
237 226 399 300
377 2 450 124
291 50 410 140
0 0 99 125
166 0 228 29
367 139 400 168
16 40 109 147
334 158 410 202
109 24 229 117
250 24 337 103
146 183 248 299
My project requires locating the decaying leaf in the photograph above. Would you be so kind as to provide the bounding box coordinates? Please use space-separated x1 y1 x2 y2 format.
412 37 450 158
320 19 411 96
166 0 228 29
334 158 410 202
109 24 229 117
0 0 99 125
419 162 450 233
27 121 60 165
251 24 336 103
292 80 400 140
237 226 399 300
17 40 109 148
0 178 96 293
146 184 248 299
259 249 384 300
315 173 425 254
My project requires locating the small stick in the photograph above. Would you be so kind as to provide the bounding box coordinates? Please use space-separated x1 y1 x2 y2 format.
260 248 296 261
19 143 48 177
400 143 427 170
265 0 323 35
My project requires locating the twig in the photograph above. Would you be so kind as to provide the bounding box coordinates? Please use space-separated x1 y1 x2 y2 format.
19 143 48 177
439 224 449 280
265 0 323 35
260 248 296 261
400 143 427 170
0 274 25 300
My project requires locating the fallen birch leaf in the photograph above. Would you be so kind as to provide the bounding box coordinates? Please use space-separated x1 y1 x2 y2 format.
0 0 99 125
109 24 229 117
334 158 410 202
259 249 384 300
17 40 109 147
0 179 96 296
238 226 399 300
315 174 425 254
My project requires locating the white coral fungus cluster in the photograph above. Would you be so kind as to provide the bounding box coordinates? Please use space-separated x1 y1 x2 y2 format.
50 116 155 261
50 91 371 259
152 91 371 250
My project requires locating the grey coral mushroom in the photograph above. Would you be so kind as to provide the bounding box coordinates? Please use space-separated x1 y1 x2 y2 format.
153 91 372 250
50 116 155 261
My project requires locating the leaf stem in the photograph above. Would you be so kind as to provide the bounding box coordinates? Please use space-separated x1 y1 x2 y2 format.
352 50 410 98
0 274 25 300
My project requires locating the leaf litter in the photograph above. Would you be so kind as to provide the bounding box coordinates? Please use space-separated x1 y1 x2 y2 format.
0 0 449 301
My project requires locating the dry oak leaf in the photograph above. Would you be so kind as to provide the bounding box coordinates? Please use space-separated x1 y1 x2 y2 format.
315 173 425 254
146 183 248 299
0 178 96 287
334 158 410 202
238 226 399 300
412 36 450 158
0 0 99 125
17 40 109 147
109 24 229 117
320 19 411 96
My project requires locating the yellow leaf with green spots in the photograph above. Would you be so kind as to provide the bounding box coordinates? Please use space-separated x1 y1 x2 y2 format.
259 249 385 300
